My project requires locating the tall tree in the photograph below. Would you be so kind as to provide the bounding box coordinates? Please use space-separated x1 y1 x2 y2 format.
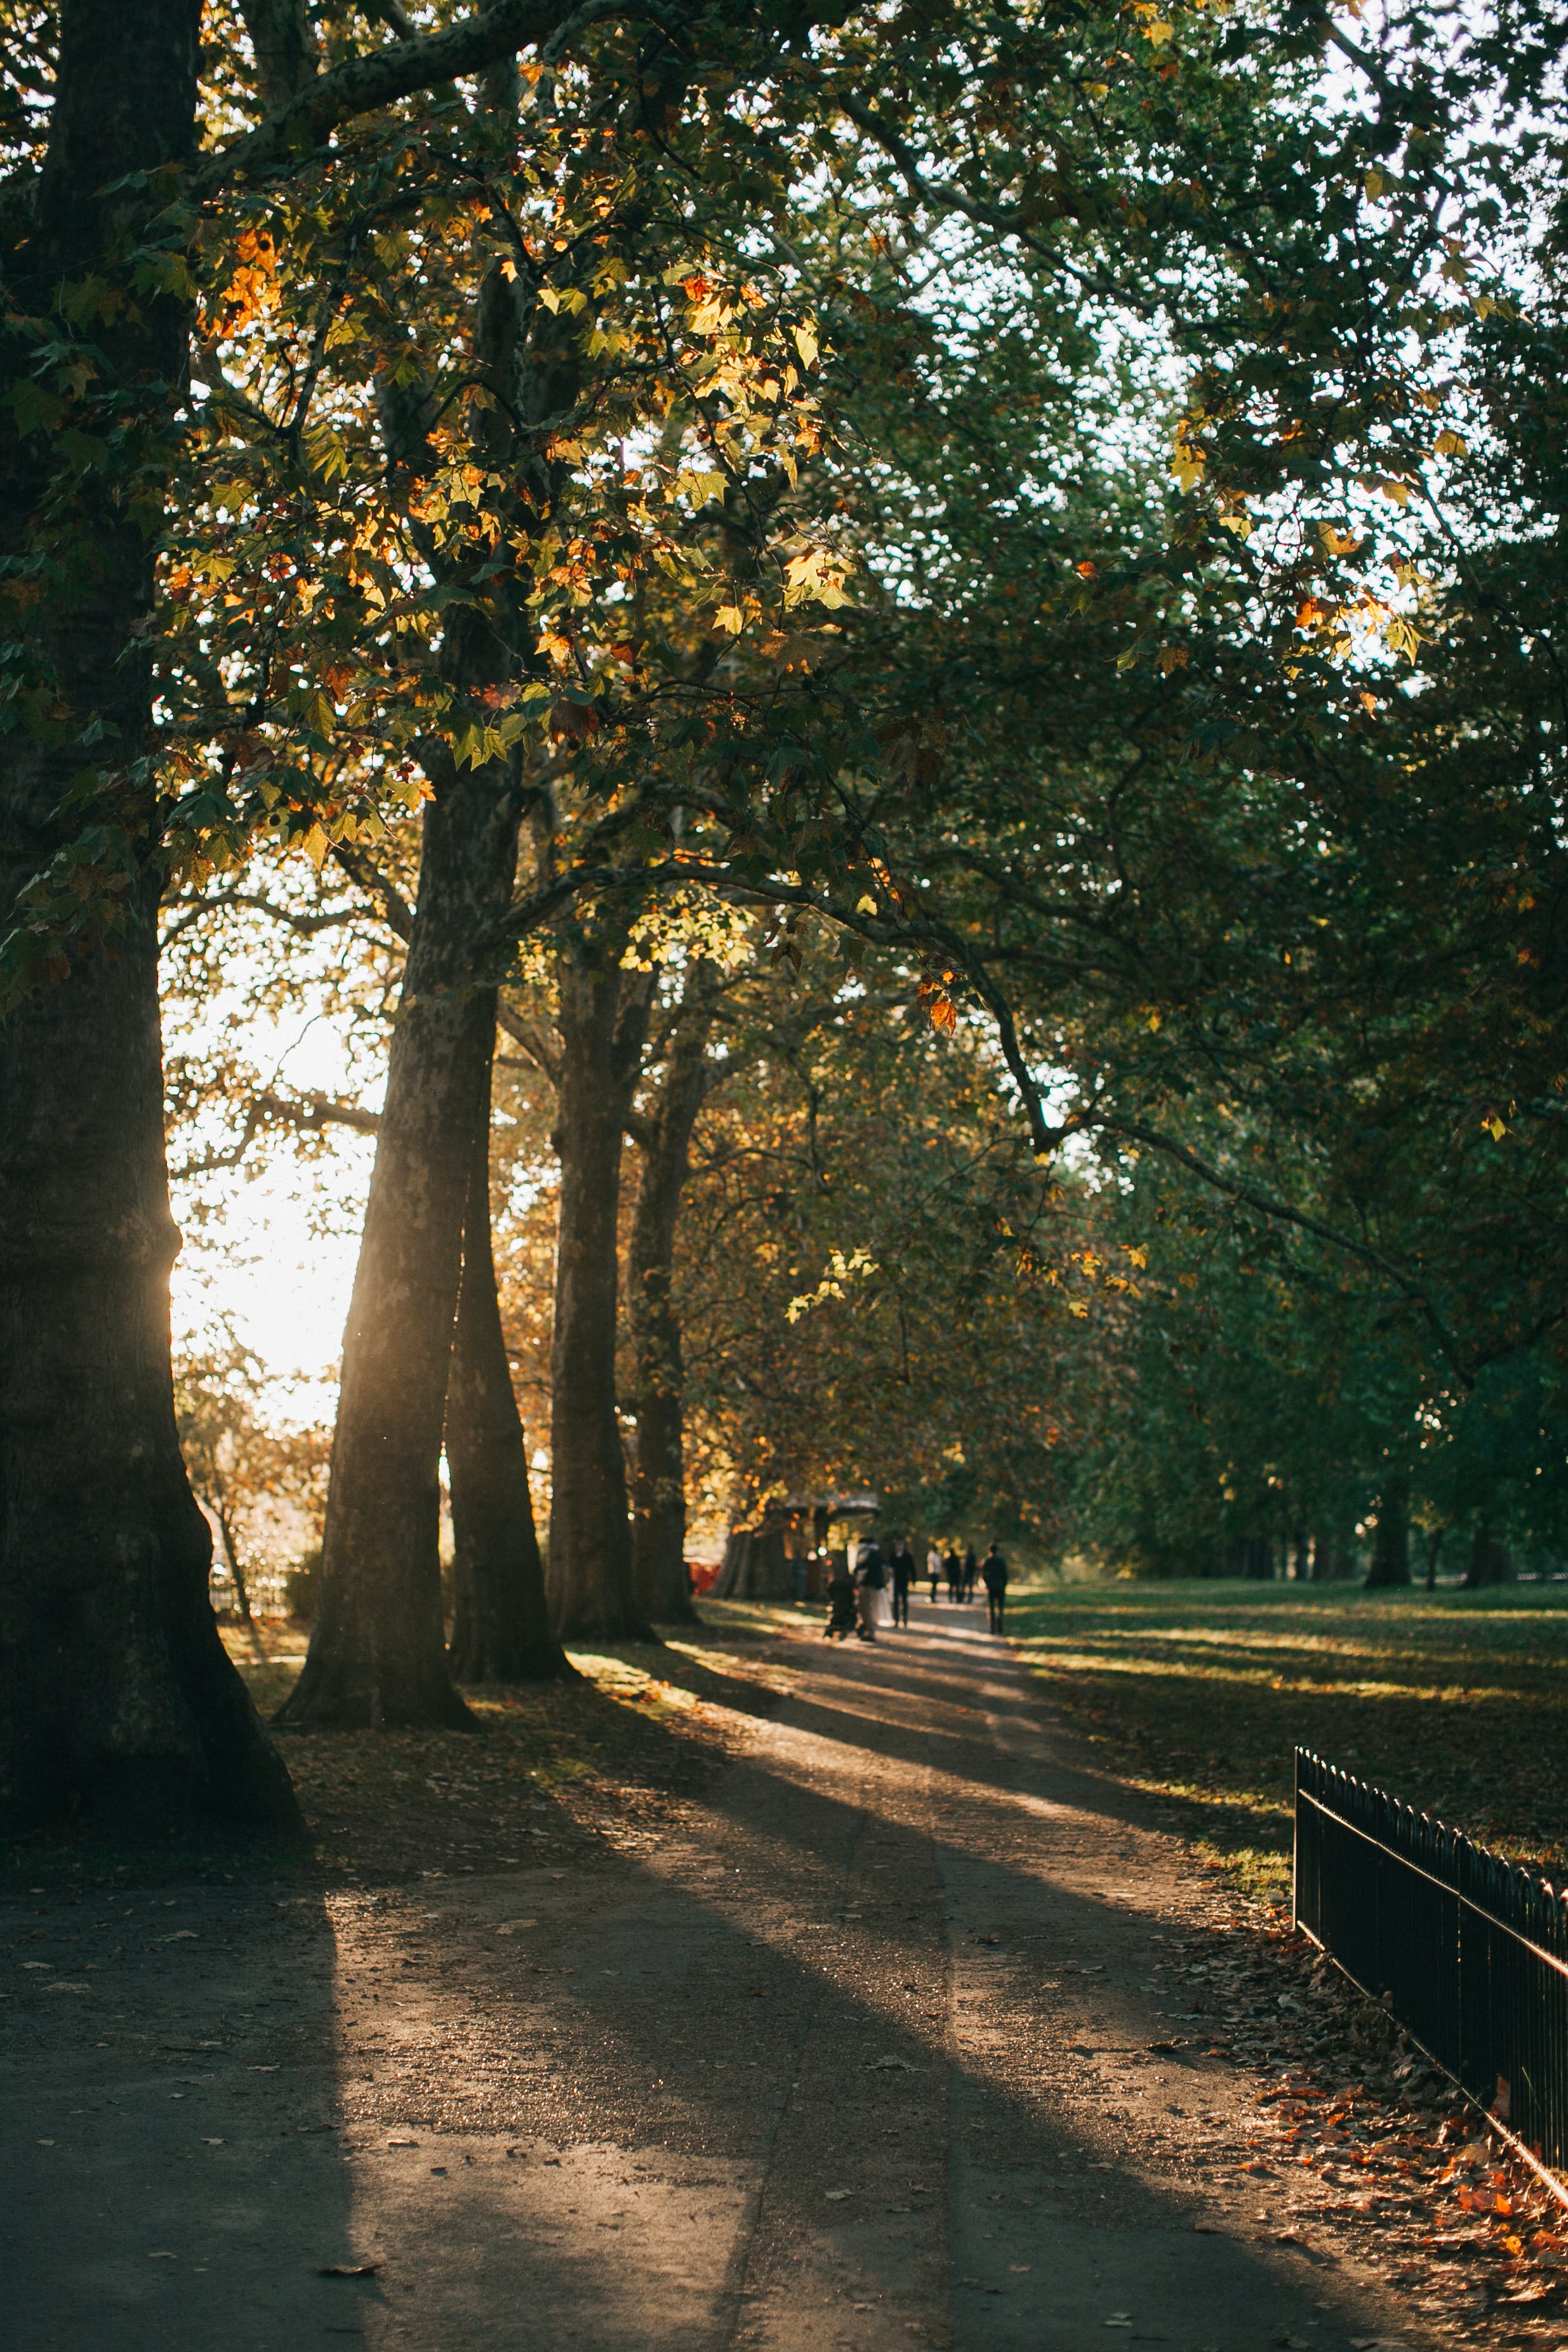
628 966 726 1621
547 921 655 1638
446 1046 570 1680
0 0 300 1833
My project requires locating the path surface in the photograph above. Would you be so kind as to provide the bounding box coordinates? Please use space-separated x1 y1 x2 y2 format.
3 1600 1435 2352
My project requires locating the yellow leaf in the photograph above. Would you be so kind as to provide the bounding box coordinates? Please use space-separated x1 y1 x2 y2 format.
714 604 744 634
1085 79 1110 96
1218 512 1252 538
1434 429 1466 456
1364 169 1385 200
854 893 878 915
793 323 818 369
1484 1114 1507 1142
1116 648 1138 670
1317 522 1360 557
1142 18 1174 40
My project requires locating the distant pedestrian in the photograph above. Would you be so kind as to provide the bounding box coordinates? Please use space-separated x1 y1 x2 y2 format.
945 1546 962 1603
926 1543 943 1604
856 1543 886 1641
982 1542 1009 1633
889 1538 915 1627
825 1559 857 1639
962 1547 979 1602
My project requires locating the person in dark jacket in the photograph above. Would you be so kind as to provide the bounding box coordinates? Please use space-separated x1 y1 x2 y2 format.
944 1546 963 1604
981 1542 1009 1633
962 1546 980 1602
825 1560 858 1640
888 1538 915 1627
855 1541 886 1641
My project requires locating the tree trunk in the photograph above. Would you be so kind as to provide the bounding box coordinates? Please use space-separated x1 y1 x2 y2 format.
277 771 521 1729
629 987 719 1625
1463 1520 1513 1588
1424 1526 1445 1592
446 1057 571 1682
547 937 654 1641
215 1505 259 1637
1364 1476 1412 1587
0 0 300 1837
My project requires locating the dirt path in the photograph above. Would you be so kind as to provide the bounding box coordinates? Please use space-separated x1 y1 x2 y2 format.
3 1600 1439 2352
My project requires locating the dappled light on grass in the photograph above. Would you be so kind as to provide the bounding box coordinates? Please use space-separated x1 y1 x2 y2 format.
1012 1580 1568 1877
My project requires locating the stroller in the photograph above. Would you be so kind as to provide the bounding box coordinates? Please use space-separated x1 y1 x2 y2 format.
824 1564 858 1639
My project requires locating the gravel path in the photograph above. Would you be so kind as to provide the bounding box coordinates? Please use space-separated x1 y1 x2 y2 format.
2 1599 1438 2351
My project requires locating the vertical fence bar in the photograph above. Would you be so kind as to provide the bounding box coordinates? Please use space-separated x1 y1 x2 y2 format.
1292 1748 1568 2184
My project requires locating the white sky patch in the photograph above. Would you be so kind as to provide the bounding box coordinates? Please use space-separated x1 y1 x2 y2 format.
167 951 382 1423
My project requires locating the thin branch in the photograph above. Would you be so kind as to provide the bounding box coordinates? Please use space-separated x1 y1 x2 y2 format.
331 844 415 941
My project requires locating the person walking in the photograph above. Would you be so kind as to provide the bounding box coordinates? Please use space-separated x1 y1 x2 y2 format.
855 1540 886 1642
945 1545 962 1604
982 1541 1009 1634
926 1542 943 1604
962 1546 980 1602
889 1537 915 1627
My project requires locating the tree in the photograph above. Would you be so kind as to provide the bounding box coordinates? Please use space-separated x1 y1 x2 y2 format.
628 962 729 1621
0 1 302 1833
174 1335 331 1637
446 1055 570 1680
544 917 655 1638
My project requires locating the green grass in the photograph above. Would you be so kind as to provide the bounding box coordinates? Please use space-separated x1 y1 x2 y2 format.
1011 1578 1568 1887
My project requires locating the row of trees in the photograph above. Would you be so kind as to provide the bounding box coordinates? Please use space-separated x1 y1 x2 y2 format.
3 0 1566 1832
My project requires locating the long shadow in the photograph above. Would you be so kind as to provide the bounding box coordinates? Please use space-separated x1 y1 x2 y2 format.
3 1618 1386 2351
354 1628 1387 2347
0 1879 376 2352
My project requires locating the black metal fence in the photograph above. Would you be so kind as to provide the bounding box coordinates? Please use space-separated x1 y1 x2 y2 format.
1294 1747 1568 2174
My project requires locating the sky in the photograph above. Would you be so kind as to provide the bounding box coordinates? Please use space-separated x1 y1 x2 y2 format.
168 972 380 1425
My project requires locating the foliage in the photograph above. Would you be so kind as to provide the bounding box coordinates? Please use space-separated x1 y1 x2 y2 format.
173 1332 330 1616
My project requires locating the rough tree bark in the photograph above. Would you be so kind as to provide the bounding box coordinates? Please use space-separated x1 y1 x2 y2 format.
446 1053 571 1682
277 773 519 1729
547 932 655 1640
628 982 722 1624
0 0 300 1835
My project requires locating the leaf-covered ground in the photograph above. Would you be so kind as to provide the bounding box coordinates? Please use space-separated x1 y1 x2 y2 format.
0 1621 790 1894
1008 1579 1568 1899
223 1624 790 1883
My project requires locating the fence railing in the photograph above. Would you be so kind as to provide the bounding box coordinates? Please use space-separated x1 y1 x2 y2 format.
1294 1747 1568 2180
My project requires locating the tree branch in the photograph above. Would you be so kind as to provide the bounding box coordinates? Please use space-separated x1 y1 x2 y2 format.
330 844 415 941
191 0 630 199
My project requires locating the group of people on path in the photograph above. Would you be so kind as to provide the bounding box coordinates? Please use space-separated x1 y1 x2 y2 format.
825 1534 1010 1642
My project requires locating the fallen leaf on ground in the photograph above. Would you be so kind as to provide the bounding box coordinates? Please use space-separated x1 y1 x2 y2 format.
317 2263 381 2278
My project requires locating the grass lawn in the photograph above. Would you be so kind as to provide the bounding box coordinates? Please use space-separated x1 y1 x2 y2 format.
1010 1577 1568 1897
